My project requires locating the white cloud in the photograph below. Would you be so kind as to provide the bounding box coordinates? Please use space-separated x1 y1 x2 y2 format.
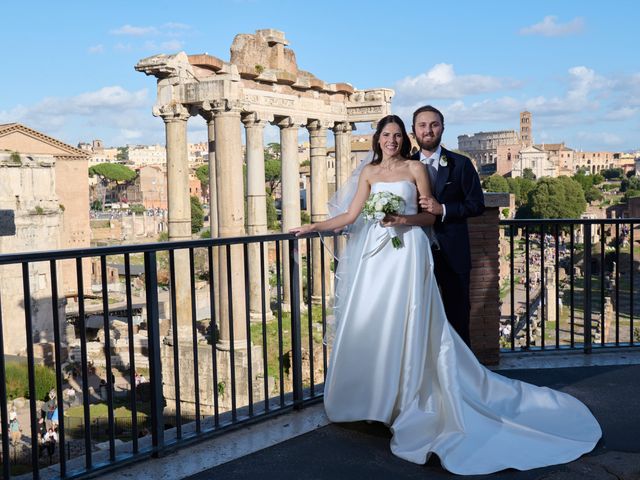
394 64 518 103
0 86 159 147
107 23 192 53
520 16 585 37
576 131 624 146
143 40 185 52
88 44 104 54
110 24 158 36
604 107 638 121
121 129 144 140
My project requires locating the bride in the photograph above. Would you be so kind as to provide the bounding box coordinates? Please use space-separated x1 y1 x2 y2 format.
290 115 601 475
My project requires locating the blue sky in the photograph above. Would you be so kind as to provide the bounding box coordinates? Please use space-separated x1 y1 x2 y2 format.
2 0 639 152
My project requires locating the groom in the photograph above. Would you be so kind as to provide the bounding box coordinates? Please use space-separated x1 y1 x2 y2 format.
412 105 485 347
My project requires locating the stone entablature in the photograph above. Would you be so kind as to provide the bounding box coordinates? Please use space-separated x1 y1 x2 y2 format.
136 30 393 127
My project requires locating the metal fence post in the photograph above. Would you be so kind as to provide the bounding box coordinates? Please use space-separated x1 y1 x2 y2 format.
288 238 304 409
144 251 165 455
583 223 592 354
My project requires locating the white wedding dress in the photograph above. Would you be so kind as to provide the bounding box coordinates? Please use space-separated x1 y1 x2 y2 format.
323 181 601 475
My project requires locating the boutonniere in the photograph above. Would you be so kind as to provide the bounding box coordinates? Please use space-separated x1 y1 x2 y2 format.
439 154 448 167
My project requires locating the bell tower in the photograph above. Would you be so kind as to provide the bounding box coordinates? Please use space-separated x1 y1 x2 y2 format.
520 111 532 147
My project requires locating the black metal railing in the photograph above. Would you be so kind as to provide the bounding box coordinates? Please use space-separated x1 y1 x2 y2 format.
0 232 339 479
499 218 639 352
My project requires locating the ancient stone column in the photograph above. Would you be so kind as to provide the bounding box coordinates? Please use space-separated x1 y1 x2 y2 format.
308 120 331 302
544 265 556 331
159 103 192 337
243 112 273 321
214 100 247 348
202 110 221 326
278 116 304 310
333 122 353 256
333 122 353 188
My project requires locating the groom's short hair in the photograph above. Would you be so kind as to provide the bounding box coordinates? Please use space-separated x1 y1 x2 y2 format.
412 105 445 128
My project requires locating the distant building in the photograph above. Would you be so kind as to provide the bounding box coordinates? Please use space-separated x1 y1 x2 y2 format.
512 145 556 178
127 144 167 167
138 165 168 209
0 123 91 355
572 151 615 174
458 111 534 176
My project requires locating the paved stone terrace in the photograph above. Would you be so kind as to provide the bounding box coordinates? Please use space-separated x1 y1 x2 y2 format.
99 351 640 480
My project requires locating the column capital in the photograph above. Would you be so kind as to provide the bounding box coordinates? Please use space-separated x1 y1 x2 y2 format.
211 99 243 115
241 111 274 128
153 102 192 122
307 119 333 133
333 121 355 134
276 116 306 130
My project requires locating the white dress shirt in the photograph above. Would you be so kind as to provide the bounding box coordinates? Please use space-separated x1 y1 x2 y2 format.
419 146 447 221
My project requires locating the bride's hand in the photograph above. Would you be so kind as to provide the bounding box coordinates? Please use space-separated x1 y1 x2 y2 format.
289 224 317 236
381 214 406 227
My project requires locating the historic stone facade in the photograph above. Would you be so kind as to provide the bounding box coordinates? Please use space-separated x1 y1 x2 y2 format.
0 123 91 297
572 150 616 174
512 145 557 178
458 129 520 174
458 111 532 176
0 151 65 355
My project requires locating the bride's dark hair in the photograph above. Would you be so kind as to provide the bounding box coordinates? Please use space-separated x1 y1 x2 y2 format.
371 115 412 165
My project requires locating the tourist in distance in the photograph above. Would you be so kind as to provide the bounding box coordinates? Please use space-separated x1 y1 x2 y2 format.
290 111 601 474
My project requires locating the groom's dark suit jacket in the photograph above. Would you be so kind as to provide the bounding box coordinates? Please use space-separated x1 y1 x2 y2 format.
412 147 485 273
412 146 484 346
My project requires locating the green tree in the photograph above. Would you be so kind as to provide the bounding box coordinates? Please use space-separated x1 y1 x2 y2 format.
601 168 623 180
507 177 536 207
89 163 136 183
265 142 281 158
572 170 593 193
196 164 209 191
116 147 128 163
191 195 204 233
585 186 603 203
89 163 137 205
522 168 536 180
621 176 640 192
624 189 640 201
482 174 509 193
527 177 586 219
266 191 279 230
265 158 282 193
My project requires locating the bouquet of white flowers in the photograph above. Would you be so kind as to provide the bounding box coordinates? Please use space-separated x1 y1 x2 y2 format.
362 191 406 248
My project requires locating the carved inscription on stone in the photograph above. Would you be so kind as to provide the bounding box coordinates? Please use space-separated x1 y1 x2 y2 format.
245 94 296 108
0 210 16 236
347 105 384 115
